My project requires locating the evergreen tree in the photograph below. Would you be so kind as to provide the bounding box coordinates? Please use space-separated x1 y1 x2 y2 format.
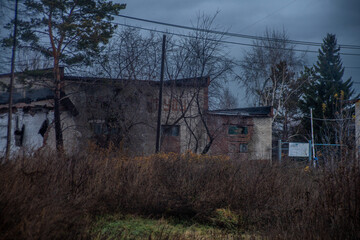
299 33 355 144
2 0 126 152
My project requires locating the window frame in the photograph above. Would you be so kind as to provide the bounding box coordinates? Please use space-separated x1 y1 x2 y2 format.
239 143 248 153
161 125 180 137
228 125 248 135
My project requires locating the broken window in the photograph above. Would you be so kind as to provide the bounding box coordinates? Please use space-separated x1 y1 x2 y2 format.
38 119 49 137
161 125 180 136
14 125 25 146
228 125 248 135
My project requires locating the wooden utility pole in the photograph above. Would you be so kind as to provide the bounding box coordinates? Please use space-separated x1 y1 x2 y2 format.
155 35 166 153
5 0 19 160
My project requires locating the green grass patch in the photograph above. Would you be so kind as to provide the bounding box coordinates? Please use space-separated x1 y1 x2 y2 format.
90 214 254 239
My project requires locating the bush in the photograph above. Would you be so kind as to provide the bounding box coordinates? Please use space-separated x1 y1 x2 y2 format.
0 150 359 239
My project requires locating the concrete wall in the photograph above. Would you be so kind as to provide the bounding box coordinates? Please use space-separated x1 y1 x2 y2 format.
65 79 209 155
0 109 51 157
160 85 207 154
44 111 82 154
0 109 82 157
248 117 272 161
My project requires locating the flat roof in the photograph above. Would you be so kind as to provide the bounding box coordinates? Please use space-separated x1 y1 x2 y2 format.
208 106 272 117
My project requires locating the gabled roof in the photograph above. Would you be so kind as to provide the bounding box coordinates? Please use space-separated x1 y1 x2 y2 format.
208 106 273 117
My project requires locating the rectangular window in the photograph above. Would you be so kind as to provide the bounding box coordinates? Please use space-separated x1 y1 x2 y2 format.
239 143 248 153
14 125 25 147
161 125 180 136
228 125 248 135
89 119 107 135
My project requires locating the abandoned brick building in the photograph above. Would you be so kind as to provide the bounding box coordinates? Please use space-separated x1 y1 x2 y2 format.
0 68 272 160
208 107 272 160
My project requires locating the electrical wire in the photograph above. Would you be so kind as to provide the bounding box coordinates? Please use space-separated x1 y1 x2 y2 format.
114 14 360 50
110 21 360 56
303 116 354 121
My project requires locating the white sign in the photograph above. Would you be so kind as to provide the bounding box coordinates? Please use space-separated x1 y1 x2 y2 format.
288 143 309 157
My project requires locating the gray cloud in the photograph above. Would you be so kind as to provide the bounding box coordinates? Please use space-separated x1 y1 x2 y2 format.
119 0 360 92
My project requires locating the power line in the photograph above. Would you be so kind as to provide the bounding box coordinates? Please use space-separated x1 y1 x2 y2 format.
114 14 360 50
111 21 360 57
304 116 353 121
240 0 297 31
112 22 317 54
2 21 360 76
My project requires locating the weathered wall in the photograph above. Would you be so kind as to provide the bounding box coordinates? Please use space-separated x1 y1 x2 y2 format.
0 72 211 156
207 114 272 161
65 79 209 155
248 117 272 161
0 109 51 157
160 84 207 154
44 111 82 154
208 115 252 159
0 109 81 157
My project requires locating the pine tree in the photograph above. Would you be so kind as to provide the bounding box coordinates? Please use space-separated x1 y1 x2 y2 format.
299 33 355 144
2 0 125 153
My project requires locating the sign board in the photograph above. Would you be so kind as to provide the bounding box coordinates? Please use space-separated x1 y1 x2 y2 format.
288 142 309 157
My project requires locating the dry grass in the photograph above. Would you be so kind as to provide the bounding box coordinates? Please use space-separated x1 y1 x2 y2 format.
1 148 359 239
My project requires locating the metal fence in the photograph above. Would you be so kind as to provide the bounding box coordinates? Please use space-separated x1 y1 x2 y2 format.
277 140 344 166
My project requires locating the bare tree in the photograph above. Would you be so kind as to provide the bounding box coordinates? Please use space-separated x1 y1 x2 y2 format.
239 28 304 115
16 49 51 71
218 87 238 109
74 28 163 150
83 14 235 154
239 28 306 142
91 28 162 80
165 13 235 154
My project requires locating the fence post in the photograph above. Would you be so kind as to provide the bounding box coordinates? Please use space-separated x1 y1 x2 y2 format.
278 140 282 164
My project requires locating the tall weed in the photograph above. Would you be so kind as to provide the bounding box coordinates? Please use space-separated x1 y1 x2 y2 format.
0 150 359 239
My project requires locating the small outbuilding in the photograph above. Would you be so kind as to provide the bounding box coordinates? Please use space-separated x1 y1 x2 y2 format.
207 107 273 161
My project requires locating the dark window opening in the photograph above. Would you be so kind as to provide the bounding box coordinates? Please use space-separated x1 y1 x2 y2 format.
239 143 248 153
89 119 120 136
228 125 248 135
89 119 122 148
161 125 180 136
89 120 107 135
38 120 49 137
14 125 25 146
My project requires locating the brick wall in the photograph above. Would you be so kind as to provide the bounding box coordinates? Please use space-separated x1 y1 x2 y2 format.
208 114 272 161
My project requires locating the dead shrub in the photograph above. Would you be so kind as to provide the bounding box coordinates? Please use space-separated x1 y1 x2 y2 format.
0 151 359 239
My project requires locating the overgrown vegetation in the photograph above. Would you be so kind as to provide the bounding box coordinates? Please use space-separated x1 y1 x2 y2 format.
90 214 250 239
1 149 359 239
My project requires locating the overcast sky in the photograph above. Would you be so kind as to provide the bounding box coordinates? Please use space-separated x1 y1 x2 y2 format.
119 0 360 105
1 0 359 106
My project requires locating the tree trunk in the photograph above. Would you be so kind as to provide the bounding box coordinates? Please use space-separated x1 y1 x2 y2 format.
202 138 214 154
5 0 19 160
53 61 64 153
